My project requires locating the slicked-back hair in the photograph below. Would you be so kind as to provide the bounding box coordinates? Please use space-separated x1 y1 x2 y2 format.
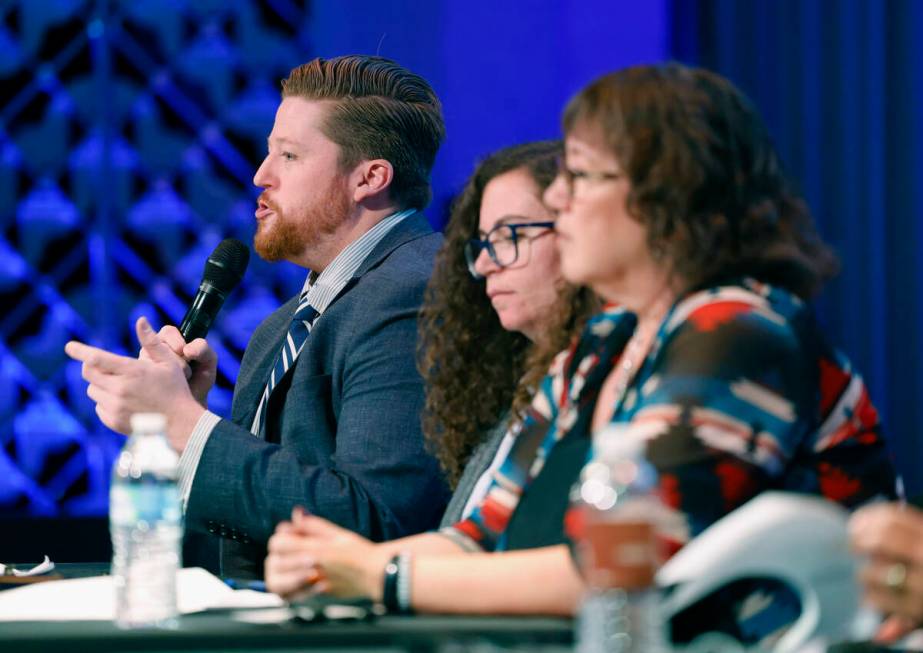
282 55 445 211
563 62 838 300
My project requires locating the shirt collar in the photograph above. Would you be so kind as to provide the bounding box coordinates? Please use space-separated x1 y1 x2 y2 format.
300 208 414 314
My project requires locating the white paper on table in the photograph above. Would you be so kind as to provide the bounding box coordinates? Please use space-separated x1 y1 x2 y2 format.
0 567 283 621
0 555 55 577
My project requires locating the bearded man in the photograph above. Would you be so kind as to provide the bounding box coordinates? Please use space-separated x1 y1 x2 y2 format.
66 55 449 579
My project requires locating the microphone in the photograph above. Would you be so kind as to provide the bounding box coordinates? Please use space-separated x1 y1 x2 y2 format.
179 238 250 342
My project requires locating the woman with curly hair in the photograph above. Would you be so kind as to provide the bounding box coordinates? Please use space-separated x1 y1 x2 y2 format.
417 140 598 526
264 63 895 618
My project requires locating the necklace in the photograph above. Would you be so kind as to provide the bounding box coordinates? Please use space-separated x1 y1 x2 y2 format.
608 292 674 408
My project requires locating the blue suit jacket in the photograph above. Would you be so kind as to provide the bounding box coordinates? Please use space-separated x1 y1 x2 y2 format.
184 212 449 578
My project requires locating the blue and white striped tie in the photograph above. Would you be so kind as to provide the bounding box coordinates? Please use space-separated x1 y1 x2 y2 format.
251 294 320 437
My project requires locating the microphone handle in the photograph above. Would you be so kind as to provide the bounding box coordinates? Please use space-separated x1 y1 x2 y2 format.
179 282 228 342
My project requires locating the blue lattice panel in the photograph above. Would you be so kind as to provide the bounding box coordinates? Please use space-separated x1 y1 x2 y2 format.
0 0 312 516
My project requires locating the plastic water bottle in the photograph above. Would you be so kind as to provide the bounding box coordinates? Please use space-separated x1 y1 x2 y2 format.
110 412 183 628
571 426 671 653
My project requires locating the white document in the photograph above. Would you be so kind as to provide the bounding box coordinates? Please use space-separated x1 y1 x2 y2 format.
0 567 283 621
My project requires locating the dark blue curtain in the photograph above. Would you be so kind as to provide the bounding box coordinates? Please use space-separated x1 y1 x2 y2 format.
671 0 923 495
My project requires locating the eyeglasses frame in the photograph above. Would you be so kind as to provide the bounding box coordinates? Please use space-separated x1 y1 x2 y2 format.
465 220 555 279
555 155 623 200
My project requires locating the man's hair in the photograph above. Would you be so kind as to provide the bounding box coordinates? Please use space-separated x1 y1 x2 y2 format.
563 62 838 299
281 55 445 211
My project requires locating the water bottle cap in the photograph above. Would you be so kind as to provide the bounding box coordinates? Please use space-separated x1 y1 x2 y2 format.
130 412 167 433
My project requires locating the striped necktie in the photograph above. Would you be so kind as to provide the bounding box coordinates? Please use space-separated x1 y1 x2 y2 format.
251 294 320 437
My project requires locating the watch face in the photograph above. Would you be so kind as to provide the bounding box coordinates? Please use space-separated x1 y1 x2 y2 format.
386 562 399 575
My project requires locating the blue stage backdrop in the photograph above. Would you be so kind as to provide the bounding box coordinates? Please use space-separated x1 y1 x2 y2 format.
0 0 666 515
0 0 919 517
0 0 317 514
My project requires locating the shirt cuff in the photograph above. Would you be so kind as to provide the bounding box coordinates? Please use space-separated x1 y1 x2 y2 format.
177 410 221 511
437 526 484 553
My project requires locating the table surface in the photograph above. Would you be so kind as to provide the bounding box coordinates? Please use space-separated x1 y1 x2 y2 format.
0 563 575 652
0 564 890 653
0 614 575 652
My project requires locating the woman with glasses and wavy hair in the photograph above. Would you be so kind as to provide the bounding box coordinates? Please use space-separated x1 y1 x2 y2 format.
418 140 598 525
264 64 895 619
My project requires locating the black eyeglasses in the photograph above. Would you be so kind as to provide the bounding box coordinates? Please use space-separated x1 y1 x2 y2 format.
555 156 622 199
464 221 555 279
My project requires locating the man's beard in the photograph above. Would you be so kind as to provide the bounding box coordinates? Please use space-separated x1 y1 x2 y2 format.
254 181 351 264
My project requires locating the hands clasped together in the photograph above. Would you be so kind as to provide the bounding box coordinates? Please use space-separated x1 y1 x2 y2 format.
64 317 216 452
265 508 392 603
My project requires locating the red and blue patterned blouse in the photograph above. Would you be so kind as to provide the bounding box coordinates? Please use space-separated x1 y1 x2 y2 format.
443 278 896 553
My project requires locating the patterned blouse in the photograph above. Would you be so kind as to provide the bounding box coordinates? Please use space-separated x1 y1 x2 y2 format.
443 278 896 553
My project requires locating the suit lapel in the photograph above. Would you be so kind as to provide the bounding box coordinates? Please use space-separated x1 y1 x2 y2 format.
322 211 434 311
352 211 432 279
235 211 433 432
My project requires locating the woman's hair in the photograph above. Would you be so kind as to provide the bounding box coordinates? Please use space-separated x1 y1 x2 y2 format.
562 62 838 299
418 141 599 487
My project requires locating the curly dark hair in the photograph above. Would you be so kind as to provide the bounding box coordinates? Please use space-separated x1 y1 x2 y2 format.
418 141 600 487
562 62 838 299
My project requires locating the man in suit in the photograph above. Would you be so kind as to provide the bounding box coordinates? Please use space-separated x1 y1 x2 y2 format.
65 55 449 578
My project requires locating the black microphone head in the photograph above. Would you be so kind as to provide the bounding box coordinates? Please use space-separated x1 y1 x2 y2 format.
203 238 250 294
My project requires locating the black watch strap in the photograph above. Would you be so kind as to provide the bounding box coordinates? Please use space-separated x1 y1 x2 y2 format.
382 555 401 613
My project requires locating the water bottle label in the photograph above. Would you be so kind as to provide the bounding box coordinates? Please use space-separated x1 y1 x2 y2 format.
110 484 181 525
576 511 658 591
